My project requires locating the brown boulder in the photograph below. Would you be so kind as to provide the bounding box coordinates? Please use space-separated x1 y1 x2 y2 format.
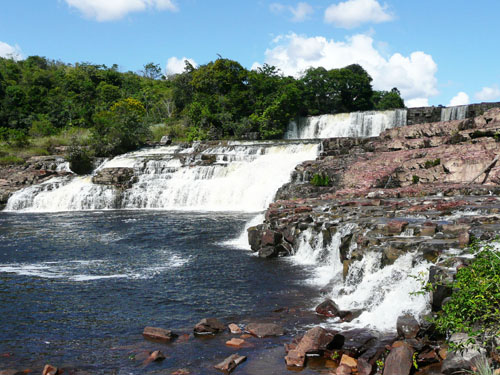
246 322 284 337
336 364 352 375
148 350 166 362
194 318 225 335
228 323 242 334
261 230 282 246
214 354 246 373
357 357 372 375
396 314 420 339
340 354 357 368
285 350 305 367
143 326 178 342
315 298 341 317
383 342 414 375
384 220 409 235
295 326 333 354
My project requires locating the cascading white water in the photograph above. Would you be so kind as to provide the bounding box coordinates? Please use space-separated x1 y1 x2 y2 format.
5 142 319 213
291 225 431 332
285 109 407 139
441 105 468 122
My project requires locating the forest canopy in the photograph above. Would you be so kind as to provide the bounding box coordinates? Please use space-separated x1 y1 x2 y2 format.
0 55 405 156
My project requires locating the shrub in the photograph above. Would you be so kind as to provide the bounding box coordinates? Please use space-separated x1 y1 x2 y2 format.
67 144 93 175
310 173 330 187
424 158 440 169
412 175 420 184
0 155 24 165
433 238 500 348
29 115 58 137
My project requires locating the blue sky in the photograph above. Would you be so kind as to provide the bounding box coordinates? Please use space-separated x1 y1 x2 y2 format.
1 0 499 107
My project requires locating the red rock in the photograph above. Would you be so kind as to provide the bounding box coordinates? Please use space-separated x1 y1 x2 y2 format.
143 326 177 342
383 342 414 375
42 365 58 375
260 230 282 246
214 354 246 373
336 364 352 375
246 322 284 337
295 206 312 213
340 354 357 368
315 298 341 317
148 350 166 362
285 350 305 367
225 338 245 348
171 370 190 375
228 323 241 334
385 220 409 235
357 357 372 375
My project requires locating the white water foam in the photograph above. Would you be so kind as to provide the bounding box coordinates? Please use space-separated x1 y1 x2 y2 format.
5 142 319 213
285 109 407 139
222 213 265 250
290 225 431 332
0 254 190 282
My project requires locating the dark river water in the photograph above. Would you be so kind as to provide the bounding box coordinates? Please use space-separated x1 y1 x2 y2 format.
0 211 325 374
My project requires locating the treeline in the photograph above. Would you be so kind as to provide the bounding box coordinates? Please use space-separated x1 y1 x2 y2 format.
0 55 404 154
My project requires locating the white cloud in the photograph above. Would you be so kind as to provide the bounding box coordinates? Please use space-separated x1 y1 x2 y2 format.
474 85 500 102
64 0 177 21
406 98 429 108
0 41 23 60
165 56 197 76
270 2 313 22
448 91 470 106
257 33 438 106
324 0 393 29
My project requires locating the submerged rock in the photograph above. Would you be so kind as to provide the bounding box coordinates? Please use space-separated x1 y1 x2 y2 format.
42 365 59 375
214 354 246 373
246 323 284 338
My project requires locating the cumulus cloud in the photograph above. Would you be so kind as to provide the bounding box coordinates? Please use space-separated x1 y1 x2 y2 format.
64 0 177 21
270 2 314 22
0 41 23 60
474 85 500 102
257 33 438 106
165 56 197 76
324 0 393 29
448 92 470 106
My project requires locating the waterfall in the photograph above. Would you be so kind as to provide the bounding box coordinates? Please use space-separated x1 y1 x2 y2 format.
291 226 430 332
285 109 407 139
5 141 319 213
441 105 469 122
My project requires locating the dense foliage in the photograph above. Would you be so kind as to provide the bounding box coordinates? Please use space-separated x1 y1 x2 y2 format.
434 239 500 348
0 55 405 158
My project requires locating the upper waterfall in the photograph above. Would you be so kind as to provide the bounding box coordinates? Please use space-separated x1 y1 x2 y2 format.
285 109 407 139
440 105 468 122
5 141 319 213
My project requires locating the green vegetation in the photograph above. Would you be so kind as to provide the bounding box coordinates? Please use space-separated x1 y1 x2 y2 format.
412 175 420 184
310 173 330 187
433 239 499 348
424 158 441 169
0 55 405 161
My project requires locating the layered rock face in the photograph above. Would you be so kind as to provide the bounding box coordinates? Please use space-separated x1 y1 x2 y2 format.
251 109 500 260
0 156 70 209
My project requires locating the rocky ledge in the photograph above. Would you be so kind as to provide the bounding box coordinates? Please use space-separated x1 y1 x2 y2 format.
0 156 71 209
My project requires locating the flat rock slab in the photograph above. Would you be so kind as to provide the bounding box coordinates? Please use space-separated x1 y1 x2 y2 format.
214 354 247 373
246 323 284 338
226 338 246 348
143 326 178 342
228 323 242 334
194 318 225 334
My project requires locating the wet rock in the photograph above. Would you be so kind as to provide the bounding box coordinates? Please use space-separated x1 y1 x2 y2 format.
214 354 246 373
441 333 485 374
335 364 352 375
357 357 372 375
285 350 305 367
148 350 166 362
246 322 284 337
160 136 172 145
194 318 225 335
42 365 59 375
171 369 190 375
228 323 242 334
396 314 420 339
261 230 282 247
226 338 246 348
383 342 414 375
143 326 178 342
295 326 333 354
315 298 341 318
384 220 409 235
92 167 137 188
247 226 262 252
340 354 357 368
258 246 278 258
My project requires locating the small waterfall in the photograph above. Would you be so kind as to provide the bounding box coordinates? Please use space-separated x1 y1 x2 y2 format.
5 141 319 213
291 225 430 332
285 109 407 139
441 105 469 122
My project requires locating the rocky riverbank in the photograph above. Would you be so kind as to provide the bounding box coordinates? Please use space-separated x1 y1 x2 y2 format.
247 108 500 373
